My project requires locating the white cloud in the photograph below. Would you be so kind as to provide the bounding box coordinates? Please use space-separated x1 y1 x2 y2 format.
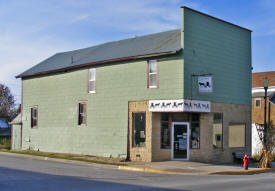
0 33 78 103
0 0 205 104
64 0 205 33
71 14 90 23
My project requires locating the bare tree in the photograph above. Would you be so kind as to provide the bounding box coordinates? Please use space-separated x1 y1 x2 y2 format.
0 83 19 121
258 121 274 168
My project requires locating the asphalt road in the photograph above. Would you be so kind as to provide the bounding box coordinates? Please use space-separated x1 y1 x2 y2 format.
0 153 275 191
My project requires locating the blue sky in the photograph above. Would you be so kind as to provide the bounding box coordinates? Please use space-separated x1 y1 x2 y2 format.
0 0 274 104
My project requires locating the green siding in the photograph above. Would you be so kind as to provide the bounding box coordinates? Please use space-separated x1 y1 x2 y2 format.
12 124 21 150
20 8 252 158
21 55 183 157
183 8 251 105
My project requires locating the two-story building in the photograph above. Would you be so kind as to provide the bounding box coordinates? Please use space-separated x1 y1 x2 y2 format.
251 71 275 156
252 71 275 125
12 6 252 163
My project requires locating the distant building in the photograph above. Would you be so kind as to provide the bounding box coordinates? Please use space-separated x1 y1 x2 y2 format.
251 71 275 156
13 7 252 163
252 71 275 125
0 118 11 138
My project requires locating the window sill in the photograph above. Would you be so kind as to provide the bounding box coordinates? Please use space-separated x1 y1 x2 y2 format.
132 146 146 149
78 124 87 127
148 86 158 89
89 91 96 94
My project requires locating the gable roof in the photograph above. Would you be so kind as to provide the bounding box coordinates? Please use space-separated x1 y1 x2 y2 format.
10 114 22 125
252 71 275 88
17 29 181 78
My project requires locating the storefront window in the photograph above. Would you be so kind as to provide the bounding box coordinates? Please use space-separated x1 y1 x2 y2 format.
229 123 246 147
161 113 171 149
132 113 146 147
160 113 200 149
190 113 200 149
213 113 223 148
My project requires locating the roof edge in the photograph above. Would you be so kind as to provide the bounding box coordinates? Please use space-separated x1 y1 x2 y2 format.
17 49 182 79
181 6 252 32
253 71 275 74
9 121 22 125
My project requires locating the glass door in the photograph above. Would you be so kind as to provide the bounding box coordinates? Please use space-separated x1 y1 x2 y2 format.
172 122 189 160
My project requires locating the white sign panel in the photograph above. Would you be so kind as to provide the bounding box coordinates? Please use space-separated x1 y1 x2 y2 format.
149 99 211 112
198 76 213 93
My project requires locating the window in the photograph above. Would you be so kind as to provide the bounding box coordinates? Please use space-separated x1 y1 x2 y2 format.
78 102 87 126
147 60 158 88
254 98 261 108
213 113 223 148
228 123 246 147
190 113 200 149
161 113 171 149
88 68 96 93
132 113 146 147
31 106 38 128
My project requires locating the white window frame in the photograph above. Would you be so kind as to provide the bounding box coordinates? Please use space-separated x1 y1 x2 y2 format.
88 68 96 93
254 98 261 108
171 122 190 160
147 60 158 88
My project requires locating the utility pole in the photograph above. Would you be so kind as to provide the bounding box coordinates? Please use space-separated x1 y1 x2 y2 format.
263 78 269 150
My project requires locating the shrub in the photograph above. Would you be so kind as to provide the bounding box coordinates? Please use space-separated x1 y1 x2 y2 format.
253 153 275 162
0 137 11 150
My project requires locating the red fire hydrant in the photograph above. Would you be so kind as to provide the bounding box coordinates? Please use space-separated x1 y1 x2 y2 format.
243 154 250 170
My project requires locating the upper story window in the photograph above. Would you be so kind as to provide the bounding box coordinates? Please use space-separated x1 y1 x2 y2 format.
147 60 158 88
254 98 261 108
31 106 38 128
78 101 87 126
88 68 96 93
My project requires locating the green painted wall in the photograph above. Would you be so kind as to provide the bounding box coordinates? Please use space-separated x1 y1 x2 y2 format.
20 8 252 158
21 55 184 157
182 8 251 105
12 124 21 150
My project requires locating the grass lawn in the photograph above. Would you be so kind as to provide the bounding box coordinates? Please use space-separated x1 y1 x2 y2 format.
0 149 128 166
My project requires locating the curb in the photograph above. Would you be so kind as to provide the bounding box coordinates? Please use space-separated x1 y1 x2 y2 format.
118 166 207 175
209 168 275 175
0 151 119 169
118 165 275 175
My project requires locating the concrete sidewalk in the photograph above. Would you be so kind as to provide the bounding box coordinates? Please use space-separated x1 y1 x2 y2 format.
119 161 275 175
